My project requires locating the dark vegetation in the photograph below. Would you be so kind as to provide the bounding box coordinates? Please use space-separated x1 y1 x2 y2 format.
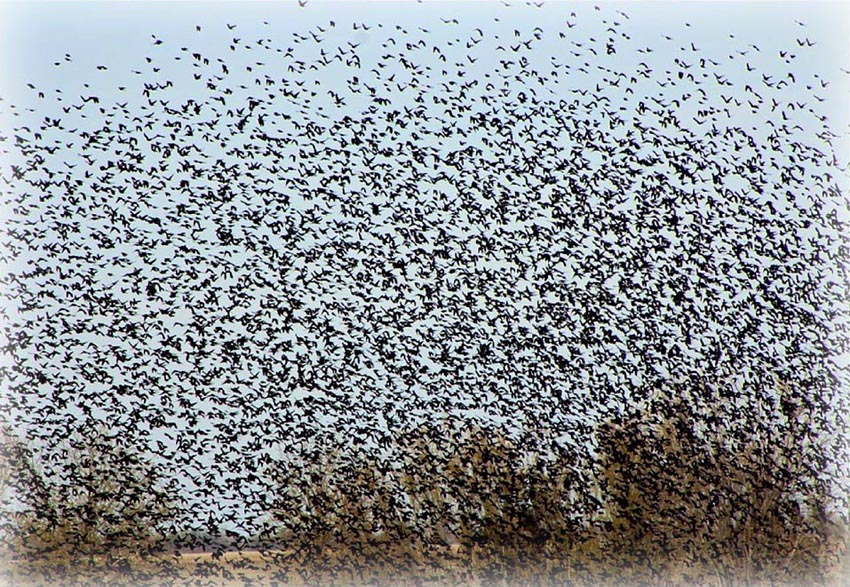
595 374 843 585
263 418 587 552
1 373 847 586
252 372 845 586
0 422 185 583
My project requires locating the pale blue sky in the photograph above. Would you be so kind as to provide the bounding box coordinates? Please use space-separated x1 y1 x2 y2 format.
2 2 849 139
1 1 848 187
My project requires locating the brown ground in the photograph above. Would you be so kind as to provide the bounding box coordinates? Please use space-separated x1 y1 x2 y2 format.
2 537 848 587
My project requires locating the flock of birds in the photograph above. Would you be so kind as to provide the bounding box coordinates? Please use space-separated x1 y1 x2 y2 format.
0 2 848 551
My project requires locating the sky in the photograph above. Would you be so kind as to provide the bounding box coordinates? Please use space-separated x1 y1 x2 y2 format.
1 0 849 537
1 2 848 175
1 1 848 135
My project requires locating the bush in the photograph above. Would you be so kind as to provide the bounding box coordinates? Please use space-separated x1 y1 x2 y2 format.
395 418 584 552
0 422 184 562
394 418 527 548
264 416 587 561
596 372 837 583
264 429 404 550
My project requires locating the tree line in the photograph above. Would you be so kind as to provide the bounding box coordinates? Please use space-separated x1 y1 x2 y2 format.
1 371 843 585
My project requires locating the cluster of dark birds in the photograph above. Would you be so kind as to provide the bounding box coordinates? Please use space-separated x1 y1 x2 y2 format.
0 3 848 572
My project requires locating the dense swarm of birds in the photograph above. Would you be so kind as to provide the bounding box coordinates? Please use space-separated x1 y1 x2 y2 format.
596 371 839 579
263 417 584 549
0 2 849 584
0 422 183 559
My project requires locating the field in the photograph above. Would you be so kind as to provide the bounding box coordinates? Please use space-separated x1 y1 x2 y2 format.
3 531 849 587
